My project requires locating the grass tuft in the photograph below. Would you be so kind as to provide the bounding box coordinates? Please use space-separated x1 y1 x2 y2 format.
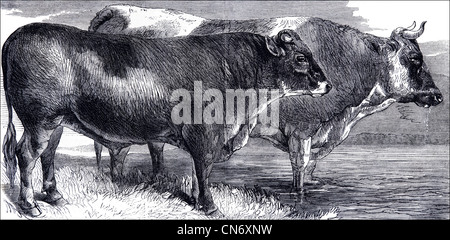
1 159 338 219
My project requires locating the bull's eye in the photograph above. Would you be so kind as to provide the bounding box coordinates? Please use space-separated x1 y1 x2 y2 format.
295 54 307 63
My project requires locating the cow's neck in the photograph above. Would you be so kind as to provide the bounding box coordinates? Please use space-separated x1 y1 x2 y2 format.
348 82 394 122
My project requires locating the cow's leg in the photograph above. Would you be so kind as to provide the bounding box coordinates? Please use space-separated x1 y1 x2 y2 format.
306 143 336 183
94 141 103 171
16 126 56 216
288 136 301 191
289 136 312 192
40 126 67 205
147 142 167 176
299 137 312 189
304 159 318 183
108 146 131 181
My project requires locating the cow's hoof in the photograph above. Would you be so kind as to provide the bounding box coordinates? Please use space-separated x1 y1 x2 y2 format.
304 179 322 186
289 186 304 194
20 204 42 217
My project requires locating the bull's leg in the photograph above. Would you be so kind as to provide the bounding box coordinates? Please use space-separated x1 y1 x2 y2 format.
191 155 217 215
40 126 67 205
147 142 166 176
182 125 220 216
190 159 200 209
108 146 131 181
94 141 103 171
16 126 56 216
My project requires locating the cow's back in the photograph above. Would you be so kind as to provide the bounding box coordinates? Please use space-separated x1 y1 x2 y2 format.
89 5 206 38
90 8 389 126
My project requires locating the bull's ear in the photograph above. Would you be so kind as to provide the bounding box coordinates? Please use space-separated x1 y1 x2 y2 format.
265 36 285 57
277 29 295 43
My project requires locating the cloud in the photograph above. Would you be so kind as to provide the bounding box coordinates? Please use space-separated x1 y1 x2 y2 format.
3 8 23 14
1 9 79 46
347 1 449 42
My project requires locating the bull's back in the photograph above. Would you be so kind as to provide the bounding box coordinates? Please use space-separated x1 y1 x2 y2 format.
3 23 269 140
2 24 177 138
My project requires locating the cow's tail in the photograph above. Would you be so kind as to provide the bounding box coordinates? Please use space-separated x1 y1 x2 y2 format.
2 39 18 187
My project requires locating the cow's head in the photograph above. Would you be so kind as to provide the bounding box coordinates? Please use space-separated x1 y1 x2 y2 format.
383 21 443 107
265 29 331 97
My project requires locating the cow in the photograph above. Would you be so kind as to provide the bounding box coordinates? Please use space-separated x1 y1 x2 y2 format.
2 23 330 216
88 5 443 192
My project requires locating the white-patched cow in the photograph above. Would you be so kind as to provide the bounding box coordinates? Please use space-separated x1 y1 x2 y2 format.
89 5 442 191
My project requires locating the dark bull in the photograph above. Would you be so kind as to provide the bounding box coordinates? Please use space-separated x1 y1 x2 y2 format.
2 23 330 216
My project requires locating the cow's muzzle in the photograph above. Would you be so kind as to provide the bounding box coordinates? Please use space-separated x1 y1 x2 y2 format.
414 91 443 108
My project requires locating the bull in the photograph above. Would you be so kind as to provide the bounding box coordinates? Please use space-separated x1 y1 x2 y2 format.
2 23 330 216
88 5 443 191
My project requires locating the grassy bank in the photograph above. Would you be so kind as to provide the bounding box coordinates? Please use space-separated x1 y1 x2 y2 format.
1 160 338 219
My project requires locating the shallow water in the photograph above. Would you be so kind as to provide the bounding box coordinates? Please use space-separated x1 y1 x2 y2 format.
211 144 449 219
61 141 449 219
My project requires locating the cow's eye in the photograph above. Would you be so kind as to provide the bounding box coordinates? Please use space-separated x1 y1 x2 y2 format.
295 54 307 63
408 55 422 65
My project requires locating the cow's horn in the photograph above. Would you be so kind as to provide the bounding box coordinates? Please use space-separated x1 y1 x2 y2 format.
402 21 426 39
405 21 416 31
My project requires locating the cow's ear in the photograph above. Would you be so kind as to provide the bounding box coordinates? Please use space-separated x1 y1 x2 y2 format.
265 36 285 57
365 39 382 54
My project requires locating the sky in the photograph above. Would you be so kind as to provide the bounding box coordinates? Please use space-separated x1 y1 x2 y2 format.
1 1 449 46
347 1 449 42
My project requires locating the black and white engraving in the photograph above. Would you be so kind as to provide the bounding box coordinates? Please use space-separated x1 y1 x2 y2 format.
1 1 448 220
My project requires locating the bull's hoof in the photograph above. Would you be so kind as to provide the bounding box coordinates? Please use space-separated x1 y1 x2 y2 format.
43 190 68 206
19 204 42 217
45 196 69 206
191 201 200 211
205 205 224 218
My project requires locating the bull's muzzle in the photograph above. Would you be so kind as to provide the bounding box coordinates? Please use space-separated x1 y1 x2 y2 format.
310 80 332 97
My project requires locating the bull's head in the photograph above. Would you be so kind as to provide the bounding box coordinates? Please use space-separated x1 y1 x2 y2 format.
265 29 331 97
384 21 443 107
